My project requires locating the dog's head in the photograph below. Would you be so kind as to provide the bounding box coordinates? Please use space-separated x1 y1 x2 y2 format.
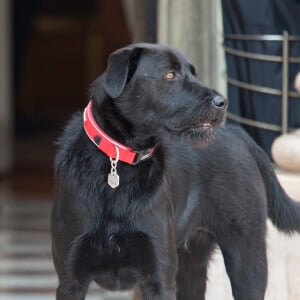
93 43 227 145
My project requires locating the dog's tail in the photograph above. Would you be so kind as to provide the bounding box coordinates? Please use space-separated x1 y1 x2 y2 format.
236 127 300 233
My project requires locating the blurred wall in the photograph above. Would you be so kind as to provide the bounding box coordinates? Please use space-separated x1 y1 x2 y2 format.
0 0 13 174
158 0 226 94
122 0 157 43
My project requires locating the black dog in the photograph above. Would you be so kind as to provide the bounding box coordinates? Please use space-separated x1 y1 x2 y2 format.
52 43 300 300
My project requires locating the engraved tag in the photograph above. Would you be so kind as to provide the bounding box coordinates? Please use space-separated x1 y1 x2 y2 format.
108 172 119 188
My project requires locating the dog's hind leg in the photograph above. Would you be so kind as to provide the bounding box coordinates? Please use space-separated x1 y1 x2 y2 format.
176 231 215 300
219 233 267 300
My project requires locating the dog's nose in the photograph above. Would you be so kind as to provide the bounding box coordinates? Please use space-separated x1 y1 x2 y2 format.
212 96 226 109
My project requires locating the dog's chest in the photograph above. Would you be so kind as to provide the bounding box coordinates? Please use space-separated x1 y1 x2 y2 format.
79 229 157 290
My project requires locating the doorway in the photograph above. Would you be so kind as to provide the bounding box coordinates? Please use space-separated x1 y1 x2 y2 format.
11 0 132 196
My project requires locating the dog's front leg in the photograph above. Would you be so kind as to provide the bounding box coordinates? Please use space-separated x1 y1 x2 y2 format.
134 284 177 300
176 231 216 300
138 253 177 300
52 215 92 300
139 282 176 300
53 234 91 300
137 218 178 300
56 281 89 300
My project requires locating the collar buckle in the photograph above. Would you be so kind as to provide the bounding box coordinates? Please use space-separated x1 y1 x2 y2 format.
132 148 154 165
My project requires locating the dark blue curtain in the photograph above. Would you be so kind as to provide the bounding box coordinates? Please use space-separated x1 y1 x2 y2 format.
221 0 300 156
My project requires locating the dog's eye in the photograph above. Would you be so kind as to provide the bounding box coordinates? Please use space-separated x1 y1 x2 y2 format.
164 72 176 80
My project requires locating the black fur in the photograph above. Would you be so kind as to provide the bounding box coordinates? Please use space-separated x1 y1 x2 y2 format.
52 43 300 300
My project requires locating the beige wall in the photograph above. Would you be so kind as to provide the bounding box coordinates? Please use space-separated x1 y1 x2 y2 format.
0 0 13 173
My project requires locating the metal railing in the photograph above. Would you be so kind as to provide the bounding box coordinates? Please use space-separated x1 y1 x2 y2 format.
224 32 300 134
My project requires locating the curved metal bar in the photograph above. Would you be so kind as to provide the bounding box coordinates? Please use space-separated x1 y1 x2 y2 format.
291 91 300 97
224 46 282 62
227 77 300 98
289 57 300 63
227 77 282 96
224 46 300 63
227 112 282 132
224 34 300 41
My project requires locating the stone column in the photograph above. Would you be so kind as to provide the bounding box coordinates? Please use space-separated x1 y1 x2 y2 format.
271 73 300 172
158 0 226 94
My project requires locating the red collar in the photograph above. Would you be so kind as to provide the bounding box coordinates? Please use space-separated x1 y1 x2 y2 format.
83 101 155 165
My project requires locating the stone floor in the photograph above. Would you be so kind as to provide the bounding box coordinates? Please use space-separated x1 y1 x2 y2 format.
0 169 299 299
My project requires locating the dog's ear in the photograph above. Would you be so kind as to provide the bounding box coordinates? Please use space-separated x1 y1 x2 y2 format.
103 46 142 99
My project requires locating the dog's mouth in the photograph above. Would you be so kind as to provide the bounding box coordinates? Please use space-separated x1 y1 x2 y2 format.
189 120 217 130
163 116 224 146
167 117 221 132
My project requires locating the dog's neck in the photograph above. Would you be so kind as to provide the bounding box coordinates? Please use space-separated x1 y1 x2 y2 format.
91 98 157 153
